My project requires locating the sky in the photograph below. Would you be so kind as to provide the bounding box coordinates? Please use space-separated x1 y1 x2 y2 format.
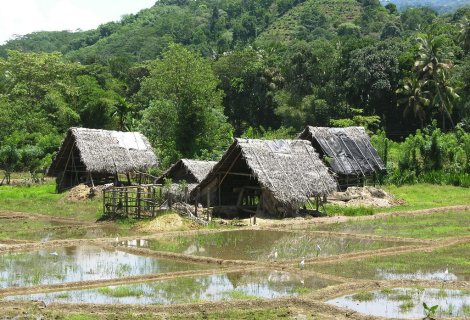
0 0 156 44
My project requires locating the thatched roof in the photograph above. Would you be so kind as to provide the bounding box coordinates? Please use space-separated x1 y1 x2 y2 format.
156 159 217 192
47 127 158 176
193 139 337 210
299 126 385 176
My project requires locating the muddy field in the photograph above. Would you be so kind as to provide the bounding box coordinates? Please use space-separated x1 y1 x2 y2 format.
0 206 469 319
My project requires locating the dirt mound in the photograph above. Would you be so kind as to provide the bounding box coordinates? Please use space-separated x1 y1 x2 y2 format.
328 186 404 208
134 213 199 232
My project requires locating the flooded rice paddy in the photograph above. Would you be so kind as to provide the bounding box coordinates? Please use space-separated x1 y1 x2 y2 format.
122 230 410 261
4 270 336 305
0 245 206 288
309 243 470 281
0 219 122 241
328 288 470 319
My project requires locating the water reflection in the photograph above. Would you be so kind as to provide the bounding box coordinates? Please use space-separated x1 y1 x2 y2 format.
328 288 470 319
125 230 410 261
0 245 206 288
6 270 336 305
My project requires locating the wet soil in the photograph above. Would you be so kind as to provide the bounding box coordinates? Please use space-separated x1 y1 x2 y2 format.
0 206 469 319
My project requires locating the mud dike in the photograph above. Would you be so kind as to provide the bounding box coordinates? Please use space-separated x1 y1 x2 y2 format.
0 207 469 319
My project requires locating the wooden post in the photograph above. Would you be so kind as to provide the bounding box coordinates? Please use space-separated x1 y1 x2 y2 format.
103 189 106 216
112 188 116 217
125 188 129 216
316 196 319 211
207 188 211 222
195 187 200 217
152 186 156 217
136 186 141 219
217 173 221 206
126 173 131 186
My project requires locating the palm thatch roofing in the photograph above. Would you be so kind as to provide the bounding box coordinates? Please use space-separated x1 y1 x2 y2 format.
192 138 337 215
47 127 158 176
156 159 217 192
298 126 386 177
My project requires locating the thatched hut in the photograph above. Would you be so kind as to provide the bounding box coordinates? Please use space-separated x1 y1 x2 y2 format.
298 126 386 188
191 138 337 218
47 127 158 192
156 159 217 202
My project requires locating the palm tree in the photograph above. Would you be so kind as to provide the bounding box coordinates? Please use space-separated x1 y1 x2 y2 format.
396 77 430 129
458 17 470 54
414 34 459 131
432 70 460 131
414 35 452 81
110 97 130 131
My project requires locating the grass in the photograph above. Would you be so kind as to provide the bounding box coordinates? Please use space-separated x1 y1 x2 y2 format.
399 301 415 311
312 210 470 238
171 307 299 320
310 243 470 280
0 181 100 220
325 205 374 216
97 286 145 298
324 184 470 217
351 291 375 302
462 304 470 316
382 184 470 212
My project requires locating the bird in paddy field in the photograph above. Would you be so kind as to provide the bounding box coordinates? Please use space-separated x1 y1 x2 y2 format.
50 252 58 256
300 257 305 270
316 244 321 257
444 264 449 281
268 248 278 261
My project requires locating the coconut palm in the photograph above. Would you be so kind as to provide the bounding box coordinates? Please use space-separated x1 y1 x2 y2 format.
458 17 470 54
110 97 130 131
432 70 460 131
396 77 430 129
414 35 452 81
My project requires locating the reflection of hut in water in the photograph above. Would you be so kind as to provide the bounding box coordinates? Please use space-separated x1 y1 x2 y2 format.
47 127 158 192
191 139 337 218
156 159 216 202
299 126 386 189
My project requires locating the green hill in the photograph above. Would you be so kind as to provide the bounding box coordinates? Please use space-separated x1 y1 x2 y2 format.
257 0 362 45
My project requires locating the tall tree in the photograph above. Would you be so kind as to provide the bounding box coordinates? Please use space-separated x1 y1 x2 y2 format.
138 44 231 167
396 77 430 129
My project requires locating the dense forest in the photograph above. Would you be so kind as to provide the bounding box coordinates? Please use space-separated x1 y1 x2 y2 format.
0 0 469 186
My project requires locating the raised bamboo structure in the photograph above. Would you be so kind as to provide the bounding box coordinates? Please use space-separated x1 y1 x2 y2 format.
102 184 165 219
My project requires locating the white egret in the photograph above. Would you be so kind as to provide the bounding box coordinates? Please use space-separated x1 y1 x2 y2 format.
316 244 321 257
300 257 305 270
274 249 278 260
50 252 58 256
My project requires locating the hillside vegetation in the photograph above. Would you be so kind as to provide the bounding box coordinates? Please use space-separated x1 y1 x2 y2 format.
0 0 469 186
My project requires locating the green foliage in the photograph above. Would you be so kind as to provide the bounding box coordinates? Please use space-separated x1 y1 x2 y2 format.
138 44 232 167
0 0 469 181
423 302 439 318
351 291 375 301
375 125 470 186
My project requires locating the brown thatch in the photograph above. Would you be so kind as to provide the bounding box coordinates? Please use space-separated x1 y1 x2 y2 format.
191 138 337 217
47 127 158 191
156 159 217 193
299 126 385 178
157 159 217 184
